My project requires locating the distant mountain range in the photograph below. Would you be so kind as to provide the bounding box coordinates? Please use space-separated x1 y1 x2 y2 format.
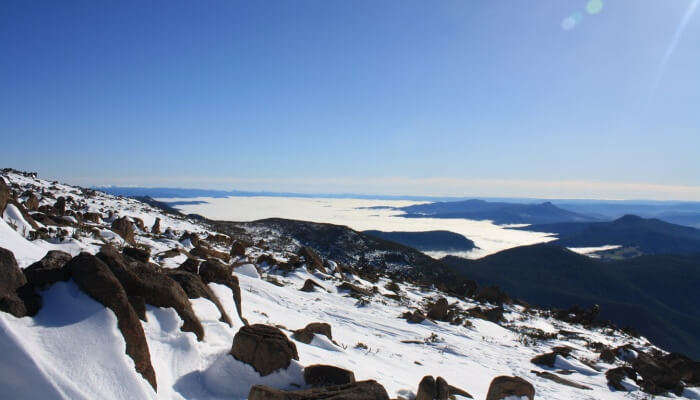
362 230 476 252
442 244 700 359
518 215 700 255
397 200 595 225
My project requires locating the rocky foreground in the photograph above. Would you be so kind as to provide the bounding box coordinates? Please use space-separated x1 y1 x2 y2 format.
0 168 698 399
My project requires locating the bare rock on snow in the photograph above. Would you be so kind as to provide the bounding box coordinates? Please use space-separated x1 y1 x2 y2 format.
0 247 40 317
0 177 9 214
190 245 230 262
304 364 355 387
605 366 636 391
531 346 573 367
199 259 244 323
248 380 389 400
485 376 535 400
292 322 332 344
300 278 324 292
151 217 161 234
531 370 592 390
98 245 205 341
111 216 136 244
24 250 72 288
230 240 248 257
426 297 449 321
230 324 299 376
122 246 150 263
299 246 325 273
66 253 157 390
165 269 233 326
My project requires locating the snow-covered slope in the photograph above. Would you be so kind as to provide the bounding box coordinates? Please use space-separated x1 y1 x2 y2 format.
0 168 697 400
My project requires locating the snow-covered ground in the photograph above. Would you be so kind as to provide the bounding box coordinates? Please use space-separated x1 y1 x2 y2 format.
161 196 556 259
1 170 697 400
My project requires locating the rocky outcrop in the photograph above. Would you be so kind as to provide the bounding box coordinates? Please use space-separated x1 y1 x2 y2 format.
151 218 161 234
230 324 299 376
111 216 136 244
97 246 204 341
164 269 232 326
402 309 426 324
299 246 325 273
65 253 157 390
23 250 72 287
248 380 389 400
606 366 636 391
300 279 324 292
23 192 39 211
230 240 248 257
122 246 150 263
0 177 9 213
531 346 572 367
292 322 332 344
485 376 535 400
427 297 449 321
531 370 591 390
632 352 685 395
190 245 230 262
0 247 40 317
199 259 243 322
415 375 447 400
304 364 355 387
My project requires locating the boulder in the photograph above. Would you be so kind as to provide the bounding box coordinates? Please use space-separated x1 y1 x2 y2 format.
292 322 332 344
66 253 156 390
300 279 324 292
299 246 325 273
199 259 243 322
633 353 684 395
248 380 389 400
337 282 372 297
122 246 150 263
97 246 204 341
179 257 200 273
179 232 200 247
230 324 299 376
151 218 161 234
54 197 66 215
23 192 39 211
402 310 426 324
230 240 248 257
0 247 38 317
0 177 9 214
531 346 572 367
24 250 72 287
415 376 439 400
190 246 230 262
304 364 355 387
111 216 136 244
83 212 102 223
164 269 232 326
427 297 449 321
531 370 591 390
606 366 636 391
485 376 535 400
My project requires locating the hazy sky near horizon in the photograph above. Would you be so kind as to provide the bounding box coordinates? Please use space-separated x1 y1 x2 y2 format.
2 1 700 200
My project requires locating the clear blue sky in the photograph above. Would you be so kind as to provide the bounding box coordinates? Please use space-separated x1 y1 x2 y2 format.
2 1 699 200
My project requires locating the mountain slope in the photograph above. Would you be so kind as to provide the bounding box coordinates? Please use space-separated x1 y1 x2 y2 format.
399 200 595 225
442 244 700 358
362 230 476 252
519 215 700 255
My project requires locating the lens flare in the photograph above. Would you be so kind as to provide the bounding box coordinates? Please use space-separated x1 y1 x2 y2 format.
586 0 604 15
561 12 583 30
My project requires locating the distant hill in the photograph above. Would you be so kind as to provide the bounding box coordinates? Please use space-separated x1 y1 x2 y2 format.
398 199 596 225
362 230 476 252
554 201 700 228
518 215 700 255
443 244 700 358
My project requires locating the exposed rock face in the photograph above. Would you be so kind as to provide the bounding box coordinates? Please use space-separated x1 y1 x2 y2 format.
23 192 39 211
230 324 299 376
164 269 232 326
248 380 389 400
122 246 150 263
531 346 572 367
54 197 66 215
632 352 684 395
299 246 325 273
97 246 204 341
416 376 439 400
337 282 372 297
24 250 72 287
427 297 449 321
151 217 161 234
531 370 592 390
485 376 535 400
606 366 636 391
199 259 243 322
304 364 355 387
230 240 248 257
111 216 136 244
0 177 9 213
300 279 324 292
190 246 230 262
65 253 157 390
292 322 332 344
179 257 200 273
0 247 38 317
179 232 200 247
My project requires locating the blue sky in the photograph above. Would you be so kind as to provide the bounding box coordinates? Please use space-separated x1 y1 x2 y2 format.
2 1 699 200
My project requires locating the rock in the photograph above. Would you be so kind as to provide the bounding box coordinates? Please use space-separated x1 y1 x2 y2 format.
164 269 232 326
0 177 9 214
24 250 72 287
292 322 332 344
230 324 299 376
132 217 146 232
300 279 324 292
475 285 510 305
299 246 325 273
230 240 248 257
402 310 426 324
661 353 700 386
531 346 572 367
337 282 372 297
0 247 39 317
151 218 161 234
111 216 136 244
304 364 355 387
179 257 200 273
199 259 244 322
66 253 157 390
606 366 636 391
129 295 147 321
54 197 66 215
248 380 389 400
531 370 592 390
485 376 535 400
83 212 102 223
179 232 200 247
415 376 438 400
632 352 684 395
122 246 150 263
97 245 204 341
190 246 230 262
600 348 616 364
23 192 39 211
427 297 449 321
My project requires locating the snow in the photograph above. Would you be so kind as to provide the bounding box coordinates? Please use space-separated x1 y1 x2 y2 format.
3 203 36 238
0 170 693 400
